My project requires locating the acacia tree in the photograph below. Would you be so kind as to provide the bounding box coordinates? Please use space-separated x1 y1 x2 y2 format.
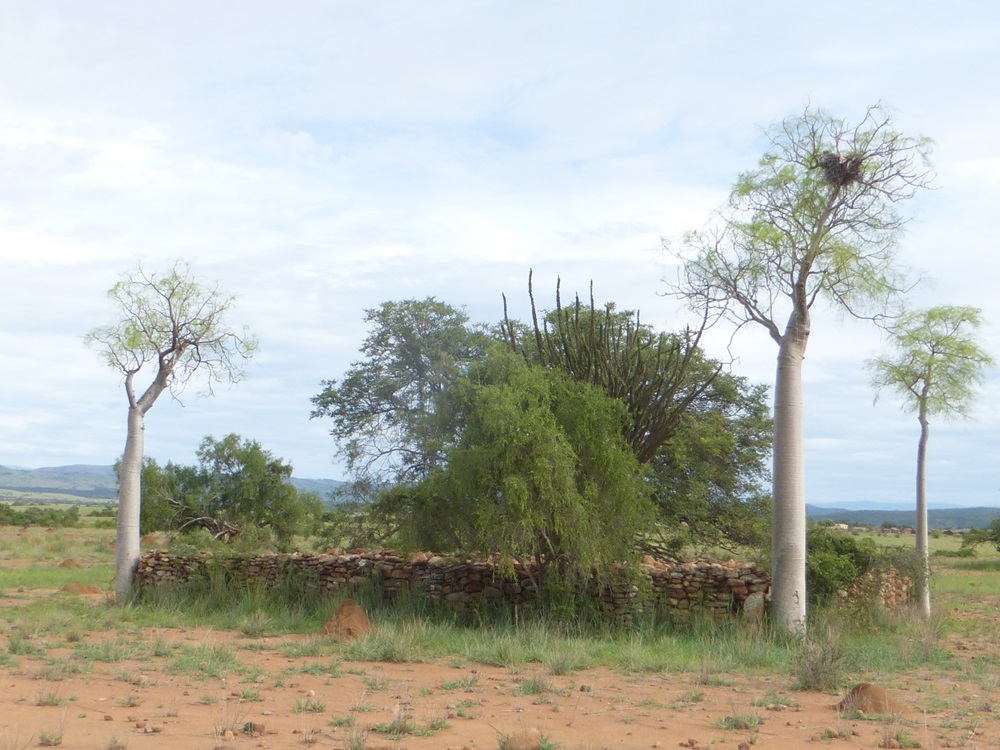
672 104 933 632
138 435 324 549
311 298 488 487
868 306 993 617
648 373 772 556
86 262 256 602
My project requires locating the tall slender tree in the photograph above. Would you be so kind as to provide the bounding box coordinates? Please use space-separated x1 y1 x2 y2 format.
868 306 993 617
672 104 933 633
86 261 256 602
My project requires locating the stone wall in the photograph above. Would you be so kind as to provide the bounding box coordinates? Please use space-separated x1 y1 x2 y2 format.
844 567 914 609
642 556 770 620
134 549 771 623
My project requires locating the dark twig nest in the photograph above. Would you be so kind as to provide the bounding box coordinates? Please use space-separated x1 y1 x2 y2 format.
816 151 864 187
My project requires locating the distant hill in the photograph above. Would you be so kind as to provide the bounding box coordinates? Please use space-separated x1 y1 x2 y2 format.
806 504 1000 530
289 477 347 501
7 464 992 525
0 464 117 499
0 464 346 504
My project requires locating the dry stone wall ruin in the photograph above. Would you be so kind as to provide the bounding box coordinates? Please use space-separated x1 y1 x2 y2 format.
133 549 912 622
134 549 771 623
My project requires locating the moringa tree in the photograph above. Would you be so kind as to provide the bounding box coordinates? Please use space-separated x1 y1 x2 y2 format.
672 104 933 633
868 306 993 618
86 261 256 602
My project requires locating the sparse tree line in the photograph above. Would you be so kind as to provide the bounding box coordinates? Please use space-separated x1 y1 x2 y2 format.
82 103 993 633
0 502 81 528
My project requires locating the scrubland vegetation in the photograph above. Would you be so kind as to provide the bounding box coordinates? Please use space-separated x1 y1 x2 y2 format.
0 523 989 673
0 105 992 746
0 527 1000 748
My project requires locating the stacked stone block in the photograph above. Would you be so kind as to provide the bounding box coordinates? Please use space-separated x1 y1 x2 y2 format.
134 549 913 622
134 549 777 622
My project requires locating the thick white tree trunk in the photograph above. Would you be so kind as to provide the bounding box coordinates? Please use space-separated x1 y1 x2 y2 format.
115 404 145 603
771 318 809 634
915 407 931 618
114 369 167 604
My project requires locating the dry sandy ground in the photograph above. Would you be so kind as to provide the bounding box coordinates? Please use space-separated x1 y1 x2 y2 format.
0 590 997 750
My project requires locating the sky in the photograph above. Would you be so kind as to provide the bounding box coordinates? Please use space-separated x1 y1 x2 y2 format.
1 2 998 508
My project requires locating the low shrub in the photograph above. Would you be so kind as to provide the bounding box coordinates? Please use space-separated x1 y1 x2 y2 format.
793 624 847 690
806 524 878 606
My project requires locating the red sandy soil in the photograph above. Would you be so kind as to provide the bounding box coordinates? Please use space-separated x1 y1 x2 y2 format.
0 590 997 749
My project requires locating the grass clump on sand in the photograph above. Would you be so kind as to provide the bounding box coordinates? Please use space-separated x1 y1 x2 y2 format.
0 524 972 697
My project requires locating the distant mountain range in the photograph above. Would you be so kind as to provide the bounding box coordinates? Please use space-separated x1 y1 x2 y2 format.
3 464 998 529
0 464 345 502
0 464 119 499
806 504 1000 530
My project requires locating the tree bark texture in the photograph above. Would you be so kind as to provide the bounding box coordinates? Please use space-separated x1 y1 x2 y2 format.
115 371 168 603
115 405 145 603
915 406 931 618
771 319 809 634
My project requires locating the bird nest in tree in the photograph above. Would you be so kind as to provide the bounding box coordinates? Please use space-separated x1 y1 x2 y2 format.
816 151 864 187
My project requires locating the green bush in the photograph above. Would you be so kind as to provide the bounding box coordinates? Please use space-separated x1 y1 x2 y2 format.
872 544 923 585
0 503 81 528
167 527 220 557
934 547 975 558
793 624 847 690
806 524 878 605
961 518 1000 554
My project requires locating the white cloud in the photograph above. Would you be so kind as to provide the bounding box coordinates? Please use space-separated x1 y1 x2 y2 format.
0 1 997 510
